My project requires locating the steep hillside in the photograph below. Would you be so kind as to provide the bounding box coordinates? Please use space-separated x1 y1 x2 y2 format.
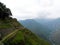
20 19 51 40
3 28 51 45
35 18 60 45
50 30 60 45
0 2 51 45
0 18 21 38
0 19 51 45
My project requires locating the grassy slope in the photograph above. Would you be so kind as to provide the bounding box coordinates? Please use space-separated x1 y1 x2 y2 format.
0 18 22 38
0 18 51 45
0 18 21 29
3 28 51 45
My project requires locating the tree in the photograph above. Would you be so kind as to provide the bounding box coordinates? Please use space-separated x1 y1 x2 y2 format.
0 2 12 19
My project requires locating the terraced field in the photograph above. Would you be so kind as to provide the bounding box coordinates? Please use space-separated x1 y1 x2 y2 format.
0 28 51 45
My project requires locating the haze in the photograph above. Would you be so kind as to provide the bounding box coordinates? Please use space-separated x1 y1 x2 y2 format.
0 0 60 20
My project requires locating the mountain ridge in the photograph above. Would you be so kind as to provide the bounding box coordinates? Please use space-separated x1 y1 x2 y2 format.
19 19 52 40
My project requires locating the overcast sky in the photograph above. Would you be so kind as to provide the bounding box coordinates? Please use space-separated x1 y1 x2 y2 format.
0 0 60 20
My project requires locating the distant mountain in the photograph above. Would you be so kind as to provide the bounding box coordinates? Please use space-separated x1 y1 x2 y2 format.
50 30 60 45
35 18 60 45
35 18 60 31
19 19 51 40
19 18 60 45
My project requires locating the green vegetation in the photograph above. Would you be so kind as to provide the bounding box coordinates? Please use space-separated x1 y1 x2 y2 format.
3 28 51 45
0 18 51 45
0 18 21 28
0 2 12 19
0 2 51 45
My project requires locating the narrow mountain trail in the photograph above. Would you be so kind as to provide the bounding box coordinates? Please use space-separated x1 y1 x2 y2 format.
0 27 25 44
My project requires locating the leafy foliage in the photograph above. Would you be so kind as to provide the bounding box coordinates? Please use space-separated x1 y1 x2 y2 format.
0 2 12 19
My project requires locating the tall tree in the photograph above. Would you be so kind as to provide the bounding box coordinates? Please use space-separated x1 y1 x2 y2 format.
0 2 12 19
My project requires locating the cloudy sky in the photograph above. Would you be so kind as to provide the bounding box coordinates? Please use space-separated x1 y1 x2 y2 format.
0 0 60 20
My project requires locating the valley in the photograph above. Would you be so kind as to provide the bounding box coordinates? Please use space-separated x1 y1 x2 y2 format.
19 18 60 45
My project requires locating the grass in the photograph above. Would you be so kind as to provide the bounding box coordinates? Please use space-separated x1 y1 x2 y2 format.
11 30 24 44
3 29 51 45
0 18 51 45
0 18 22 28
0 23 13 28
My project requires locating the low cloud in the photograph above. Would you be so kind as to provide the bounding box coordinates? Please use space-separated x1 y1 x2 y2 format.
1 0 60 20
